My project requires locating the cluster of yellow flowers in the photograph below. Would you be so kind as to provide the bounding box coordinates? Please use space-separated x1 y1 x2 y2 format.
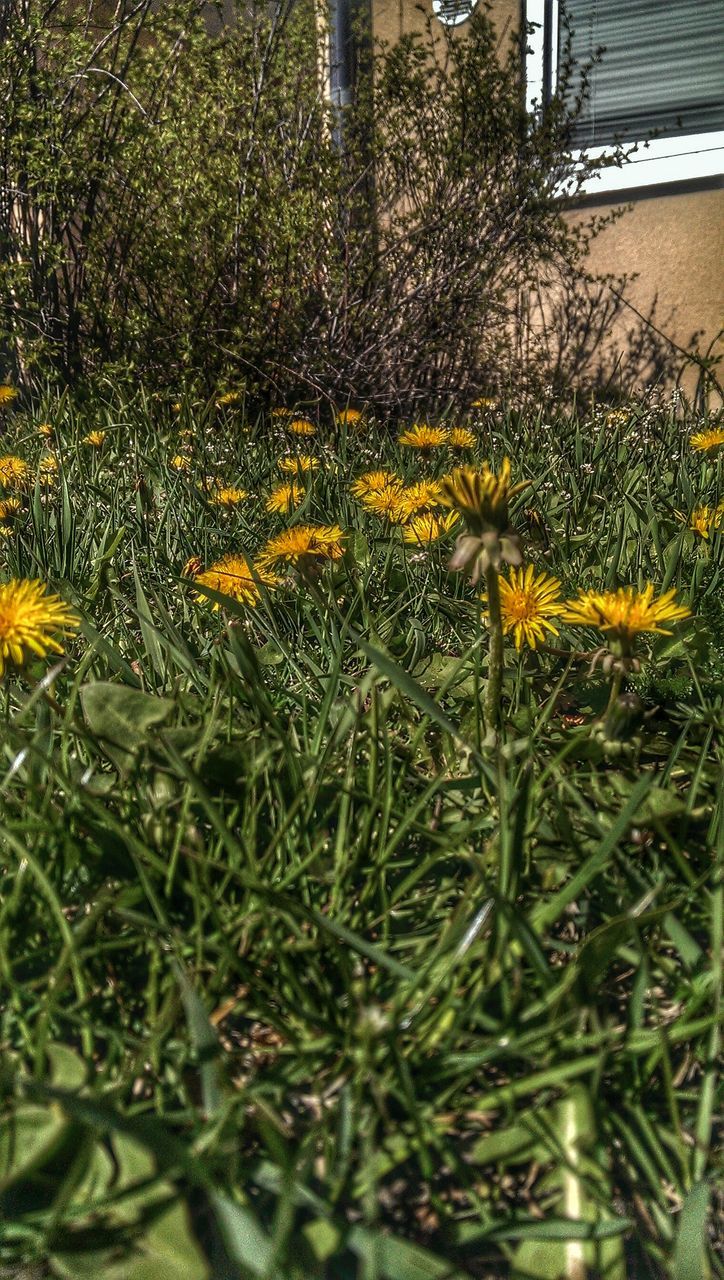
498 574 690 655
273 405 366 430
170 422 341 591
398 424 476 452
689 502 724 539
0 455 30 488
0 451 59 495
437 459 691 656
186 524 346 608
350 471 458 543
686 426 724 538
0 399 710 687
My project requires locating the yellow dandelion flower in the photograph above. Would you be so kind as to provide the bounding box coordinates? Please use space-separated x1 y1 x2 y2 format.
36 423 54 439
193 553 278 610
258 524 345 571
603 407 631 427
171 401 183 414
288 417 316 437
216 390 242 408
358 487 408 522
82 430 106 447
690 427 724 453
210 486 248 508
0 386 18 408
403 512 459 544
398 424 448 450
563 584 690 639
266 482 303 514
439 460 527 533
0 525 14 539
38 454 59 484
0 455 30 490
440 460 528 579
689 505 722 538
471 397 498 410
497 565 563 651
170 454 190 472
0 579 79 677
336 407 364 427
182 556 203 579
0 498 22 520
447 427 477 450
279 455 320 475
396 480 443 519
271 407 294 419
350 470 402 500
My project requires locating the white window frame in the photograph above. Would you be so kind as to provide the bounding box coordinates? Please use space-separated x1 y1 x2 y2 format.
525 0 724 195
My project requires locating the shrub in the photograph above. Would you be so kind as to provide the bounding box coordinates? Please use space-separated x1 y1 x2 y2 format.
0 0 671 407
0 0 329 387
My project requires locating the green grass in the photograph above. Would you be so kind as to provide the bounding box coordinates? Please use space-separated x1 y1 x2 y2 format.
0 387 722 1279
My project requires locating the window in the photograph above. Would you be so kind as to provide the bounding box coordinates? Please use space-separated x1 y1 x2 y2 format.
526 0 724 194
432 0 477 27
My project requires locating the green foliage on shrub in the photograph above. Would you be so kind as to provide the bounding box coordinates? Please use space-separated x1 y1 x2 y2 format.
0 0 674 408
1 0 329 385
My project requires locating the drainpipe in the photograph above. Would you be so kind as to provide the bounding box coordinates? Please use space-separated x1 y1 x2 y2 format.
328 0 352 147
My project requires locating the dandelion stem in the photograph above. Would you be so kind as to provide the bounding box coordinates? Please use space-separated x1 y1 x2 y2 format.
484 562 503 731
605 668 624 718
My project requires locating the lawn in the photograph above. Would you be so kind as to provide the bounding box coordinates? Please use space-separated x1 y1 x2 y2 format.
0 386 721 1279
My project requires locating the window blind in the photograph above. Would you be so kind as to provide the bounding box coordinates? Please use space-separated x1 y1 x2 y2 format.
561 0 724 147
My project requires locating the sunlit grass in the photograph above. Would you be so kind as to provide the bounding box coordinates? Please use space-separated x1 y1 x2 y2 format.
0 387 721 1279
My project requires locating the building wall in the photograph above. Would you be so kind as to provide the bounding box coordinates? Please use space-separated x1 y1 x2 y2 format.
370 0 724 396
372 0 520 46
574 186 724 391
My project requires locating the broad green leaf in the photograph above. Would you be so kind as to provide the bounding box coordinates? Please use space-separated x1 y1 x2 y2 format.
0 1105 66 1184
348 1224 473 1279
125 1200 210 1280
468 1120 540 1167
47 1043 87 1091
303 1217 341 1263
50 1200 209 1280
672 1182 711 1280
209 1191 276 1276
80 682 174 769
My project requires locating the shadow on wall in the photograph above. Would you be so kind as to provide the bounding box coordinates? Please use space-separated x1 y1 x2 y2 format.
520 262 722 409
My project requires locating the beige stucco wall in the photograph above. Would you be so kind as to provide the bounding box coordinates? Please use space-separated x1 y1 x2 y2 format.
568 187 724 395
370 0 724 395
372 0 520 46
